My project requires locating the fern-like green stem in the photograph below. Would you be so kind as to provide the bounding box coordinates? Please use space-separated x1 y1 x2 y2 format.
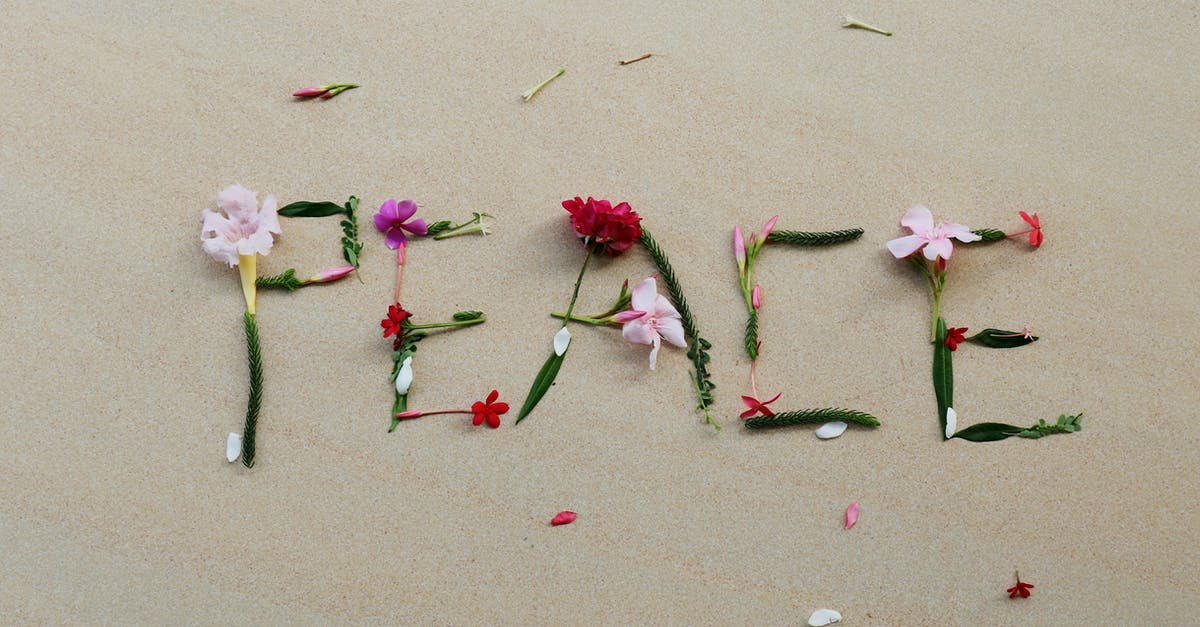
744 408 880 429
241 311 263 468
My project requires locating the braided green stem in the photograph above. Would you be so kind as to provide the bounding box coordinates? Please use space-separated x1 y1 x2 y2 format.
241 311 263 468
744 309 759 361
744 407 880 429
766 228 864 246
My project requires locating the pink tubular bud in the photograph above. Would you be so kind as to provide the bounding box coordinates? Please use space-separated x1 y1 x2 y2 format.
758 215 779 241
751 284 762 309
304 265 356 284
733 226 746 271
292 86 330 98
395 410 423 419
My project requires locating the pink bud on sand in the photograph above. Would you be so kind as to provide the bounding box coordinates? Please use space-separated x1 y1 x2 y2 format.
734 226 746 270
758 215 779 241
395 410 423 420
845 501 860 529
550 511 577 526
305 265 356 284
292 86 330 98
751 284 762 309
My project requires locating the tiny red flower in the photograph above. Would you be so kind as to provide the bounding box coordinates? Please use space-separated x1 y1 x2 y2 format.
381 304 411 338
471 389 509 428
562 196 643 255
1007 572 1034 599
944 326 968 351
740 392 782 418
1019 211 1043 248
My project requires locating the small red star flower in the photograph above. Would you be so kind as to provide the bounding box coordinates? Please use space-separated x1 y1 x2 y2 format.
1018 211 1043 248
471 389 509 428
1007 572 1034 599
740 392 782 418
944 326 968 351
381 304 411 338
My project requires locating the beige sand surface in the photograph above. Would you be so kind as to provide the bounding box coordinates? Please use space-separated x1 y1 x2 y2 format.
2 1 1197 624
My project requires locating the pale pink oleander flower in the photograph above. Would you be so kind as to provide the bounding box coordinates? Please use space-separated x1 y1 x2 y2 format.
614 276 687 370
886 205 981 261
200 184 282 267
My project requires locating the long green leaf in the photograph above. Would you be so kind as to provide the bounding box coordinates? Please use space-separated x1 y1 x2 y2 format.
933 317 953 440
967 328 1039 349
951 422 1022 442
515 349 567 423
278 200 346 217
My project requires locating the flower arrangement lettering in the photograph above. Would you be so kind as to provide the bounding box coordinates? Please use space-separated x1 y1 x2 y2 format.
887 205 1082 441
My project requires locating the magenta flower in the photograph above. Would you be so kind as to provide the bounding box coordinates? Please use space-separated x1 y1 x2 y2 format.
373 198 428 249
886 205 981 261
614 276 686 370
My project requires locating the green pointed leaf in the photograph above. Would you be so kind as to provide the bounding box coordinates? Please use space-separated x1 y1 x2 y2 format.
951 422 1022 442
389 393 407 433
967 328 1039 348
278 201 346 217
971 228 1007 242
452 310 484 321
515 349 567 424
425 220 453 236
933 317 953 440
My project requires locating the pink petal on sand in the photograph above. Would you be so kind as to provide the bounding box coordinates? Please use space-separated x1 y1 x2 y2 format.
845 501 860 529
551 511 577 526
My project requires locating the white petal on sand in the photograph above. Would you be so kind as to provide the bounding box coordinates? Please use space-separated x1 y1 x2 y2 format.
815 421 848 439
225 432 243 463
945 406 958 439
395 356 414 395
553 327 572 356
808 609 842 626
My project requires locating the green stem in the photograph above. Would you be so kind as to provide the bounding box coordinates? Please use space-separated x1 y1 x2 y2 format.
930 286 942 343
405 318 486 331
561 248 594 327
241 311 263 468
550 312 616 325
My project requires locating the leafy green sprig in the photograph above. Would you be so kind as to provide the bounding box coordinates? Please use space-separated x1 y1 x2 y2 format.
951 414 1083 442
277 196 365 270
744 407 880 429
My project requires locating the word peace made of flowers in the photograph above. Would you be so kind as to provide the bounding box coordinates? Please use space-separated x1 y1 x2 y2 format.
202 185 1078 467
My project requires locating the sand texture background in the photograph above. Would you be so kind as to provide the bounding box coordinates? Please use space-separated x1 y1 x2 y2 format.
2 1 1198 624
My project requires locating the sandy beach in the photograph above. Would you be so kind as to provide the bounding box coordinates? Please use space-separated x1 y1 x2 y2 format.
1 1 1197 623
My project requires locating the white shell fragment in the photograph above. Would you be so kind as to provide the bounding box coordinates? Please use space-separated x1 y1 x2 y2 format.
225 432 243 463
808 609 843 626
395 356 414 395
815 421 848 439
553 327 572 356
945 406 958 439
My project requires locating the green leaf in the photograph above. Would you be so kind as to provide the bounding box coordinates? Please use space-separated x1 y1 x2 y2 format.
515 349 567 424
452 310 484 321
933 317 953 440
950 422 1022 442
389 393 407 433
745 408 880 429
744 309 759 361
967 328 1039 348
344 246 358 268
278 201 346 217
425 220 453 236
971 228 1007 242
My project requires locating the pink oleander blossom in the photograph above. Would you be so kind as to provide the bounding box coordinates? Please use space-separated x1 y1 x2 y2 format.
614 276 686 370
886 205 981 261
200 184 281 266
373 198 428 249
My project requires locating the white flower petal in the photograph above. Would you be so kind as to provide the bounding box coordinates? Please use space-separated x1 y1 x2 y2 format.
808 609 842 626
815 421 848 439
553 327 572 356
945 406 957 439
395 356 414 395
226 432 243 463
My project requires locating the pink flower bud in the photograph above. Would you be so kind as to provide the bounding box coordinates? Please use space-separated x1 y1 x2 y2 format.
733 225 746 271
395 410 423 420
292 86 330 98
758 215 779 241
550 511 577 526
304 265 356 284
751 284 762 309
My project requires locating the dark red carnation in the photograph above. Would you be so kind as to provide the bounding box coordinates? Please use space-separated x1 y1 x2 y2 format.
562 196 642 255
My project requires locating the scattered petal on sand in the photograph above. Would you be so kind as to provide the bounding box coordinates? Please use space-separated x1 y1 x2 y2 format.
945 406 958 439
808 608 842 626
226 432 243 463
553 327 572 356
815 421 848 439
551 511 577 526
845 501 860 529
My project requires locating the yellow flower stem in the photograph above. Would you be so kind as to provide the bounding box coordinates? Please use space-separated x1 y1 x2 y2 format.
238 253 257 315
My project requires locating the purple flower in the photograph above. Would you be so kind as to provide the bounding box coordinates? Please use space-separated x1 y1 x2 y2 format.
373 198 428 249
